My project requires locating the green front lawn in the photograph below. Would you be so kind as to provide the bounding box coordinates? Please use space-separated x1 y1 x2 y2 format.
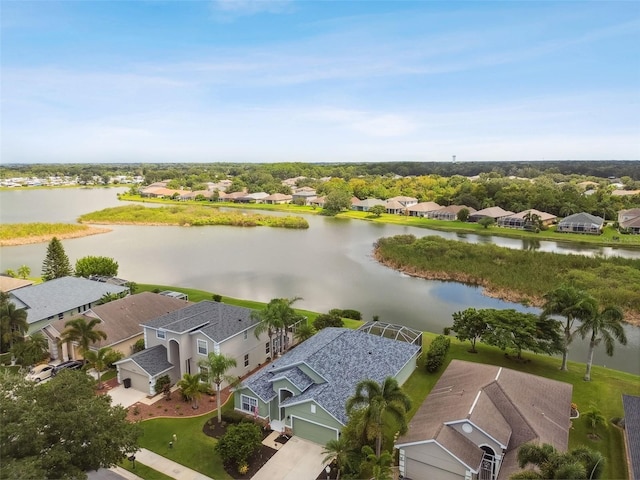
118 460 174 480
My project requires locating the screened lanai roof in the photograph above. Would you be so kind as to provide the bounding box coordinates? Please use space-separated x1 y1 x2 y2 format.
358 321 422 349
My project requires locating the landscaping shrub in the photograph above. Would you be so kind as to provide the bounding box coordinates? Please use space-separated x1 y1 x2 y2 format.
132 339 145 354
425 335 450 373
313 313 343 330
328 308 362 320
154 375 171 395
221 410 246 424
212 294 222 302
215 422 262 468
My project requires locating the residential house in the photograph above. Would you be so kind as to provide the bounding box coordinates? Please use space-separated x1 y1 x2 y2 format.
407 202 442 217
427 205 476 221
396 360 573 480
0 276 34 293
8 276 129 335
352 198 386 212
43 292 190 361
309 196 326 208
619 208 640 234
236 192 270 203
387 196 418 207
385 200 406 215
468 207 515 223
556 212 604 234
622 394 640 480
497 209 557 229
612 189 640 197
233 327 420 445
115 301 288 395
291 187 317 205
263 193 293 204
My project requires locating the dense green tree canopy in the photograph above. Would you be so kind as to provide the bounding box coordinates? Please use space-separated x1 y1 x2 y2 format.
74 256 119 278
0 370 141 479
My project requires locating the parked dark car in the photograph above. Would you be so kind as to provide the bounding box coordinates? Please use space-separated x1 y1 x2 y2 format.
52 360 84 376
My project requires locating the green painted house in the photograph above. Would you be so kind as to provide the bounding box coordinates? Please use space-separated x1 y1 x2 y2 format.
234 327 420 445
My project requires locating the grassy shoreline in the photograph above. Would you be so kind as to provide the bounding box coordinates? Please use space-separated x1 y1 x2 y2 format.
119 193 640 249
135 283 639 480
0 223 111 246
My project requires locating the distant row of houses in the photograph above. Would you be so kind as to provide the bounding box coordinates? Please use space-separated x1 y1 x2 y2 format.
1 175 144 187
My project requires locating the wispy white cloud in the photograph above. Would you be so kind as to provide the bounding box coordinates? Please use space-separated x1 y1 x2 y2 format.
210 0 294 21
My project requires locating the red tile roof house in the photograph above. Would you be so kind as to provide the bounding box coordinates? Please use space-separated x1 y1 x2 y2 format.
396 360 573 480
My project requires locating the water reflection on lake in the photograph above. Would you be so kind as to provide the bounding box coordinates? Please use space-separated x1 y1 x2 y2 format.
1 188 638 374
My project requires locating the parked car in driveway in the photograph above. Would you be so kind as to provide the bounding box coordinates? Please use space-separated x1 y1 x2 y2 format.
52 360 84 376
26 363 56 382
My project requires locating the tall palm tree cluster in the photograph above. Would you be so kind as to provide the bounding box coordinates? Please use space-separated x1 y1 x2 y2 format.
251 297 306 359
323 377 411 480
542 284 627 381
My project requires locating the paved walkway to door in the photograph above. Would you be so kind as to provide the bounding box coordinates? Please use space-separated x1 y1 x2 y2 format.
251 436 326 480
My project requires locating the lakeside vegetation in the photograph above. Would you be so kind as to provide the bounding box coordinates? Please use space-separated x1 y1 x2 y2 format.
134 283 638 480
374 234 640 325
0 223 110 246
78 204 309 229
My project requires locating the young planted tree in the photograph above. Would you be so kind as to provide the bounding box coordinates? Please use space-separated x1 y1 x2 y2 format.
60 318 107 362
17 265 31 280
322 436 352 480
198 352 237 423
361 445 393 480
542 285 597 371
10 333 49 366
583 406 607 438
41 237 72 281
369 205 386 218
83 347 123 389
346 377 411 457
576 304 627 381
450 308 487 353
177 373 205 409
215 422 262 474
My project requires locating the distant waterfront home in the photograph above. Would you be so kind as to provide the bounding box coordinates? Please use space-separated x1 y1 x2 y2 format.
235 192 270 203
396 360 572 480
387 196 418 207
263 193 293 204
497 209 557 229
622 394 640 480
291 187 318 205
611 189 640 197
115 301 301 395
8 276 129 335
385 199 406 215
233 327 420 445
468 206 515 223
217 191 247 202
426 205 476 221
352 198 386 212
556 212 604 234
618 208 640 234
43 292 190 361
309 196 326 208
407 202 441 217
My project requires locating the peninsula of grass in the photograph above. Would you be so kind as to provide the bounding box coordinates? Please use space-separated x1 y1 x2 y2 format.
374 234 640 325
78 204 309 229
0 222 110 246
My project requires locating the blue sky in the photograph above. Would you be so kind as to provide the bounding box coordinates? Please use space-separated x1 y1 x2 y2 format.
1 1 639 163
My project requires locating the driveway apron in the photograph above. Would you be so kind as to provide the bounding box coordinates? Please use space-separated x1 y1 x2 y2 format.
251 436 326 480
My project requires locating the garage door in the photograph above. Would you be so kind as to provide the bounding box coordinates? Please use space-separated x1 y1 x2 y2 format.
292 417 337 445
121 370 149 394
405 458 462 480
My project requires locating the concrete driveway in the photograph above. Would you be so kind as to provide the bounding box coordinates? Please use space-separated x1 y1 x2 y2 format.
108 385 147 408
252 436 326 480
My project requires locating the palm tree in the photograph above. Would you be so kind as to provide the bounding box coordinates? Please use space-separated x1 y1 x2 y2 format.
60 317 107 362
11 333 49 366
583 406 606 437
199 352 237 423
322 436 351 480
577 304 627 381
346 377 411 457
361 445 393 480
0 295 28 352
514 442 604 480
252 297 303 357
84 347 122 389
177 373 205 409
542 285 597 371
294 321 315 343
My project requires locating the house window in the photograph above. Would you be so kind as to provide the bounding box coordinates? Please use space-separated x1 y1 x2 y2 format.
197 339 208 355
244 354 249 367
58 313 64 320
241 394 257 413
244 330 248 340
265 342 270 355
310 404 316 414
156 330 166 340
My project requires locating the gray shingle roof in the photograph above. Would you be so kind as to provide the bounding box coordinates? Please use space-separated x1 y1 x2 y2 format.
9 276 128 324
271 367 314 393
144 301 257 341
126 344 173 376
558 212 604 226
623 394 640 480
241 328 420 424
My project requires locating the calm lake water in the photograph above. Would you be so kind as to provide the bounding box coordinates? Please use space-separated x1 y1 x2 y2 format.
1 188 639 375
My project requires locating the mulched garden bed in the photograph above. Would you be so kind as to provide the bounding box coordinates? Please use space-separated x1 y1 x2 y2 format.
202 417 284 480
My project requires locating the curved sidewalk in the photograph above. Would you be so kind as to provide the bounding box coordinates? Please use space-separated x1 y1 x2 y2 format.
133 448 214 480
